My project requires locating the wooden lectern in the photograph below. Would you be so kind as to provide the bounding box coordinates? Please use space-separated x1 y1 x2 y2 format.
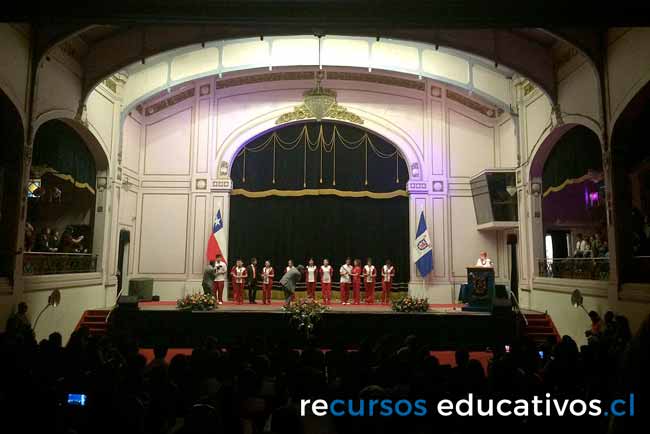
461 267 495 312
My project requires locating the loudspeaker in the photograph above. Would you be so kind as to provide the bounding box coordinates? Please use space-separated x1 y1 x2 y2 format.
117 295 139 310
129 277 154 301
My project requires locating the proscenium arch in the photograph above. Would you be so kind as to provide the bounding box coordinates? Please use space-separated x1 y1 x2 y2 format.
215 106 424 183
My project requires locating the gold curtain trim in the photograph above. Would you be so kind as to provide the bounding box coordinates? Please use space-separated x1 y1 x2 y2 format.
231 188 408 199
31 165 96 195
542 172 603 198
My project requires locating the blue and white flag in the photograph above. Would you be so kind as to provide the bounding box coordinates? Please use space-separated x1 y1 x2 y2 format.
414 211 433 277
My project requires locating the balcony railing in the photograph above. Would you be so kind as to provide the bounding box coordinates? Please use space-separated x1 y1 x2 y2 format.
23 252 98 275
537 257 609 281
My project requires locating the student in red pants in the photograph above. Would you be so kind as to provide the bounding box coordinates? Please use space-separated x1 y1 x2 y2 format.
351 259 362 304
230 259 247 304
213 254 227 304
339 257 353 304
362 257 377 304
320 259 333 305
262 260 275 304
381 259 395 304
305 258 318 299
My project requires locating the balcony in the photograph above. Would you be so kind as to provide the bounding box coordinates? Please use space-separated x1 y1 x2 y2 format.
537 257 609 281
23 252 98 276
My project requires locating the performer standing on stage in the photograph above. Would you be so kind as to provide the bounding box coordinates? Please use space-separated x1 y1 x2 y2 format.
363 258 377 304
213 254 227 304
231 259 247 304
351 259 362 305
262 260 274 305
247 257 260 304
339 258 353 305
320 259 333 305
286 259 294 273
305 258 318 299
381 259 395 305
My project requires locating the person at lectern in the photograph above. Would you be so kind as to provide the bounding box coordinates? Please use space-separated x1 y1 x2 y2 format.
475 251 494 268
280 264 305 306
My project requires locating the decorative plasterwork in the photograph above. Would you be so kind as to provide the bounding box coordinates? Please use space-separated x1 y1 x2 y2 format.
446 89 504 118
199 84 211 96
431 85 442 97
275 102 363 125
325 71 425 91
143 88 195 117
215 71 315 89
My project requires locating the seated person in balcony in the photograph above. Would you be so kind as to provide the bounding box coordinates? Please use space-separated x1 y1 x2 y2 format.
34 227 53 252
60 230 84 253
475 251 494 267
24 222 35 252
574 233 589 257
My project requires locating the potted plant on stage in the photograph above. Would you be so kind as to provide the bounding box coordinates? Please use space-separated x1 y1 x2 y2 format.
282 298 329 338
391 295 430 313
177 292 217 311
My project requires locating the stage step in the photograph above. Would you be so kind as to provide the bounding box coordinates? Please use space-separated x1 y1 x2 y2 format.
520 312 560 345
76 309 111 337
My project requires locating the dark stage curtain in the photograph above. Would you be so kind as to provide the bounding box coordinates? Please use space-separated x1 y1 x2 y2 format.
32 120 96 194
542 126 602 194
228 121 411 285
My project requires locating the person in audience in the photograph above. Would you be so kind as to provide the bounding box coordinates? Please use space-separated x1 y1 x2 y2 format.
230 259 247 304
213 254 227 304
59 229 84 253
261 260 274 305
305 258 318 299
247 257 260 304
339 257 352 305
146 343 169 373
320 259 333 305
5 301 34 342
475 251 494 267
34 227 52 252
24 222 35 251
586 310 603 343
49 230 60 251
2 309 649 434
202 260 216 295
574 233 586 257
363 257 376 304
381 259 395 305
351 258 362 305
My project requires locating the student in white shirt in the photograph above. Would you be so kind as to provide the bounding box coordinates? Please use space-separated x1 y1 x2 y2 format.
339 258 353 305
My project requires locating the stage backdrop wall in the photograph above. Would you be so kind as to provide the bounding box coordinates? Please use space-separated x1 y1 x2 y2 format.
229 121 410 286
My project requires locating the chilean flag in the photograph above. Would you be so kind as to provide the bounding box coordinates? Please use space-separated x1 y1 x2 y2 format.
414 211 433 277
206 209 226 262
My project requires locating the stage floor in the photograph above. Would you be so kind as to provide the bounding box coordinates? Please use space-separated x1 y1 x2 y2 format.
111 300 517 350
138 300 484 315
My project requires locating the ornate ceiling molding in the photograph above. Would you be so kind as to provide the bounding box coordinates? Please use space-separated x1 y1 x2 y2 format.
446 89 504 118
275 102 363 125
142 87 195 117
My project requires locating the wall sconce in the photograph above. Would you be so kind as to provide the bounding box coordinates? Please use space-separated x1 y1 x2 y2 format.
96 177 108 192
411 162 420 179
531 182 542 196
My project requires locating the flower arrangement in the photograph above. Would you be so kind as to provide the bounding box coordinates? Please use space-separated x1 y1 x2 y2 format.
391 296 430 312
177 292 217 311
282 298 329 337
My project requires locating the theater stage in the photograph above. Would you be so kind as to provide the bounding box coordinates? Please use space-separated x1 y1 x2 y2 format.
110 300 516 350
